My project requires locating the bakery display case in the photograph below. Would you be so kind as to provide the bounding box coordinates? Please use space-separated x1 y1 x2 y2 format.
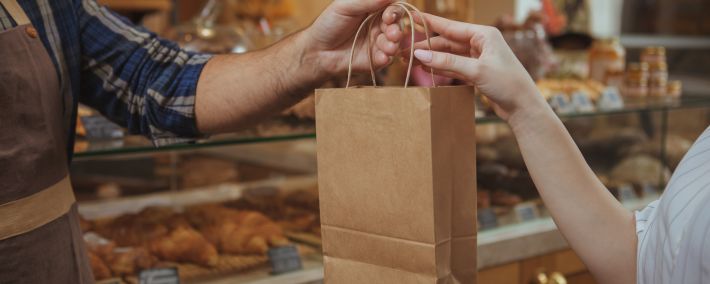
71 92 710 283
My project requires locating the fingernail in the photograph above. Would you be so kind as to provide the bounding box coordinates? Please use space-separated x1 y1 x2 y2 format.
414 50 433 63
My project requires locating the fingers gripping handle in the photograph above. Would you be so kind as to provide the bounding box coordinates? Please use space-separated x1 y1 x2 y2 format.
345 2 436 88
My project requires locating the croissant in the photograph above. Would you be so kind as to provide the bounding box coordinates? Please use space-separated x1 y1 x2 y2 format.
148 226 219 267
88 251 112 280
186 205 288 255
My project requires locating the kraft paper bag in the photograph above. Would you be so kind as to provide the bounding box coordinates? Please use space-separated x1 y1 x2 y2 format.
315 3 477 283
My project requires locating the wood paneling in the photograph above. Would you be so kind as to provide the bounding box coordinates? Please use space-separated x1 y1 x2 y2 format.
478 262 520 284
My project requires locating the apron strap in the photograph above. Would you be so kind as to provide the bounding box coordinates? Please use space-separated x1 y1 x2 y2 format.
0 0 30 26
0 176 76 241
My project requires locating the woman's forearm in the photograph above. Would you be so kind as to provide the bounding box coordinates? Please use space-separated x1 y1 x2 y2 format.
509 104 637 284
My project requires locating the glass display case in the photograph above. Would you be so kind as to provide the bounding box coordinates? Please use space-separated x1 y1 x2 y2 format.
73 91 710 283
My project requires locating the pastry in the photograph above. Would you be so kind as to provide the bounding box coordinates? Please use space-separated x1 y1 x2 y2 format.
186 205 289 255
88 251 112 280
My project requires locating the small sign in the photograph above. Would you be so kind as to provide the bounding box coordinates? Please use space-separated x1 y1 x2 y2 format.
81 115 124 140
641 183 659 197
618 184 638 202
571 91 595 113
549 94 575 115
139 267 179 284
514 202 540 223
477 207 498 230
597 87 624 111
268 245 303 275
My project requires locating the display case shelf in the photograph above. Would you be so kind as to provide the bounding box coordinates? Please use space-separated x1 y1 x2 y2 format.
73 95 710 159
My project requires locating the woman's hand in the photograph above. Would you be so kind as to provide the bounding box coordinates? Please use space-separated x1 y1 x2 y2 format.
411 14 637 284
304 0 405 75
410 13 548 122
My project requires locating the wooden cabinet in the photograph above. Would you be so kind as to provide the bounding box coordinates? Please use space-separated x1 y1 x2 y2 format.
479 249 597 284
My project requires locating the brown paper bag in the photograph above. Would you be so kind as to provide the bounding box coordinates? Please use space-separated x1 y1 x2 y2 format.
315 3 477 283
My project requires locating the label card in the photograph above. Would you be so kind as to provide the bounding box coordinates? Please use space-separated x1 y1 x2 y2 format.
139 267 179 284
81 115 124 140
571 91 596 113
514 202 541 223
268 245 303 275
618 184 639 202
477 207 498 230
597 87 624 111
549 94 575 115
641 183 659 197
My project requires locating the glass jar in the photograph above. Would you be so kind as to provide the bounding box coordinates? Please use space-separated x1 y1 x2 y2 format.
624 80 648 97
648 62 669 84
624 62 648 97
667 81 683 98
589 38 626 83
641 46 666 65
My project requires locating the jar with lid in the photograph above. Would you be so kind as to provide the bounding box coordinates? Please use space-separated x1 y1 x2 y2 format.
667 81 683 98
624 62 649 97
648 62 669 85
648 62 668 97
589 38 626 83
641 46 666 65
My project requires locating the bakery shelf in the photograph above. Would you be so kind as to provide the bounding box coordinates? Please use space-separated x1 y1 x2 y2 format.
73 95 710 159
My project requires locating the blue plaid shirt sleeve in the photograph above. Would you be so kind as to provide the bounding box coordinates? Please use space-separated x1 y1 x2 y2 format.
76 0 212 146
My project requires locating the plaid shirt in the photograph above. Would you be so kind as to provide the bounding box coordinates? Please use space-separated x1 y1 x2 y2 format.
0 0 211 152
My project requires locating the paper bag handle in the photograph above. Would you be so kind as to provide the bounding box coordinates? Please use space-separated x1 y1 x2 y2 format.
345 1 436 88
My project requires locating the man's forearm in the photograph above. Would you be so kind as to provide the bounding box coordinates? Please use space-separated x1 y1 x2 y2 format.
509 105 637 284
195 31 326 134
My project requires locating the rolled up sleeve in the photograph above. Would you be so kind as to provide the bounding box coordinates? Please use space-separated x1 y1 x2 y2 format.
75 0 212 146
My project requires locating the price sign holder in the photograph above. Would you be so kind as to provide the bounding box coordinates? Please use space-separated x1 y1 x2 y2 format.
618 184 639 203
597 87 624 111
139 267 179 284
81 115 124 140
268 245 303 275
571 91 596 113
514 202 541 223
478 207 498 230
550 94 575 115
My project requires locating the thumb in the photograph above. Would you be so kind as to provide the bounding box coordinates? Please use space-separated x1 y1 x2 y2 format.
413 49 480 82
333 0 394 16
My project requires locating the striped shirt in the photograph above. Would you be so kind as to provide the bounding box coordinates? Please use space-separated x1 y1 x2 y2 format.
636 126 710 283
0 0 212 152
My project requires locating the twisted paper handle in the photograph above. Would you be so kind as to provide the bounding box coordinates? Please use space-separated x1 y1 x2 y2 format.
345 1 436 88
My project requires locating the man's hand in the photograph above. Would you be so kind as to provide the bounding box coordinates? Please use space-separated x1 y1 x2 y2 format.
195 1 406 134
303 0 404 75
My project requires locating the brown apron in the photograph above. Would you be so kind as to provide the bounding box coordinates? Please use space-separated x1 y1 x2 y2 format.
0 0 93 282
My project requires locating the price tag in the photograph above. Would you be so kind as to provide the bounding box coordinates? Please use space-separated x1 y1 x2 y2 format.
597 87 624 111
618 184 638 202
571 91 595 113
514 202 540 223
477 207 498 230
139 267 179 284
641 183 659 197
80 115 124 140
268 245 303 275
549 94 575 114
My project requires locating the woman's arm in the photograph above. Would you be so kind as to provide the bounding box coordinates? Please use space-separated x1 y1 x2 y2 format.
412 14 637 284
